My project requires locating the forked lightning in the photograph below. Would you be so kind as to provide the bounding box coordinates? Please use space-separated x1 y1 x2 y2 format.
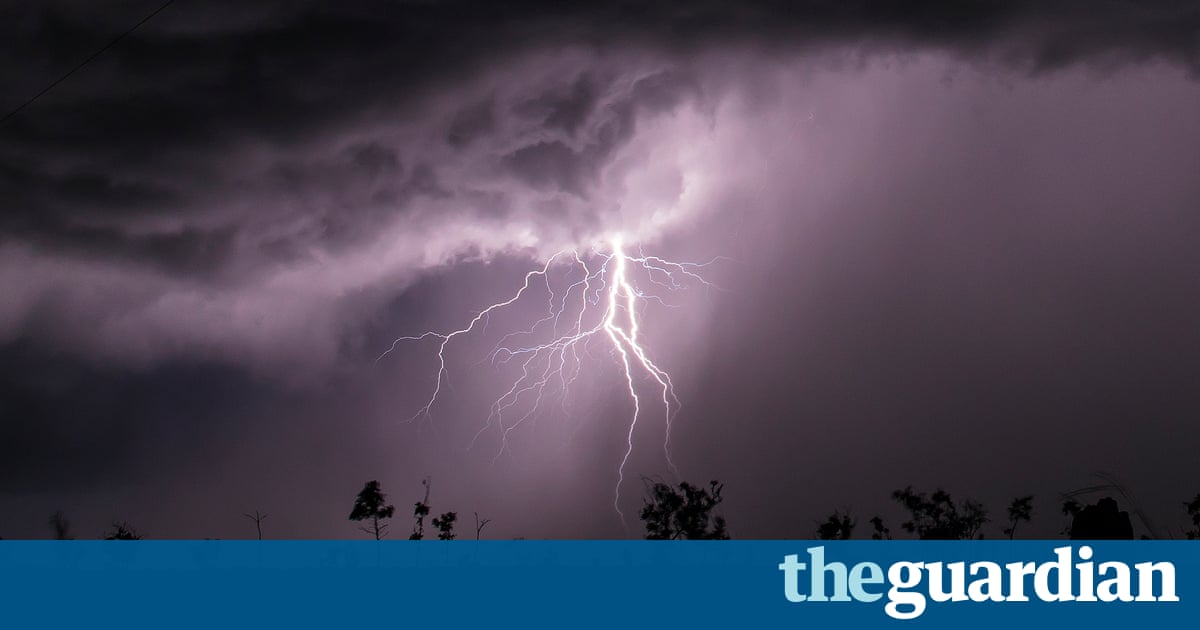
379 235 723 521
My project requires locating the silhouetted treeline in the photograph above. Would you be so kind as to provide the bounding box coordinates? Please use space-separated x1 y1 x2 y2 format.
346 477 461 540
7 479 1198 540
809 485 1195 541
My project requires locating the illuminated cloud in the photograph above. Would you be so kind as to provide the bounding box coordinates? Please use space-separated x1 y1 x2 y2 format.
3 2 1198 375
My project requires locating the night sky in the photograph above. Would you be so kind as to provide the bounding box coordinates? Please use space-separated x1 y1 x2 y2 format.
3 1 1200 540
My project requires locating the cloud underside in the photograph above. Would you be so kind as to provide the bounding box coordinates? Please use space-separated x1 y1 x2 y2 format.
2 0 1198 371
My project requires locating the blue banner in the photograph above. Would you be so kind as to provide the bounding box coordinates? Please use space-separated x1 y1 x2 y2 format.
0 541 1191 627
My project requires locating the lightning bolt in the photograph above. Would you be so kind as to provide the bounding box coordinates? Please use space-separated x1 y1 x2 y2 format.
378 235 724 523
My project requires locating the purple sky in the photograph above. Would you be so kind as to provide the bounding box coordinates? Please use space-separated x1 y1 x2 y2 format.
2 1 1200 539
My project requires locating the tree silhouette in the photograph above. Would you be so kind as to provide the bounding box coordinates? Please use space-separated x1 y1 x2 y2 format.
410 477 431 540
1003 496 1034 540
640 479 729 540
432 512 457 540
892 486 988 540
1185 494 1200 540
816 510 855 540
243 510 269 540
474 512 492 540
349 480 396 540
47 510 72 540
103 521 142 540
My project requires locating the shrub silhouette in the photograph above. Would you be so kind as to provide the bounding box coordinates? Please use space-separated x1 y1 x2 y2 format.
103 521 142 540
816 510 855 540
1065 497 1134 540
410 478 432 540
640 479 729 540
1186 495 1200 540
869 515 892 540
892 486 988 540
433 512 458 540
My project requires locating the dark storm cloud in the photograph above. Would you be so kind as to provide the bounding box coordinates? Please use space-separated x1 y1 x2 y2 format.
502 69 699 194
3 0 1198 273
3 1 1200 539
3 5 712 274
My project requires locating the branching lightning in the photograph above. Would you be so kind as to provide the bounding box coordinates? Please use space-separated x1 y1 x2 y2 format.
378 235 724 522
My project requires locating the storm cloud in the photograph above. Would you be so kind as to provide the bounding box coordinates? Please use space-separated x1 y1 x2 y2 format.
2 0 1199 371
2 1 1200 538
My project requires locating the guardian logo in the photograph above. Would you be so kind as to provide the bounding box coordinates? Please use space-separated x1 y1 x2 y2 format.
779 546 1179 620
